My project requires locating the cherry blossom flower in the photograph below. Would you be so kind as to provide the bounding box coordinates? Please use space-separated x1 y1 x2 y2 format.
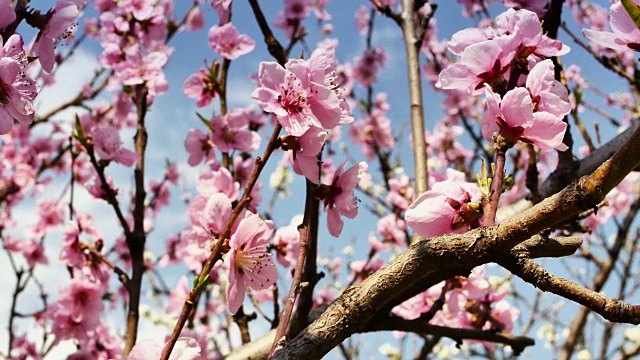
583 0 640 52
352 47 388 87
349 255 384 282
224 211 277 314
284 0 313 19
438 8 568 94
0 0 16 29
166 276 190 315
387 173 415 211
252 42 353 136
208 23 255 60
212 0 231 24
392 282 445 320
288 126 327 183
319 160 368 237
91 126 139 166
457 0 489 17
9 334 40 360
211 108 261 152
185 7 204 31
272 218 301 268
354 5 370 36
120 0 155 21
48 276 105 342
20 240 48 268
0 34 38 135
196 167 240 201
127 337 201 360
405 169 482 239
113 47 169 98
197 193 234 238
349 94 394 160
31 0 85 73
483 85 568 151
437 37 515 95
184 128 215 166
377 214 406 247
501 0 549 16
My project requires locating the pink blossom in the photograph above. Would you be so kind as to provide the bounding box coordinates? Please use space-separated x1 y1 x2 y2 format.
86 174 118 200
272 220 301 268
211 0 231 24
0 35 38 134
354 5 370 36
495 8 569 59
196 167 240 201
583 0 640 52
438 8 568 94
31 0 84 73
197 193 233 238
457 0 488 17
405 170 482 239
525 59 571 119
224 211 277 314
120 0 155 21
91 126 139 166
20 240 48 268
10 334 40 360
437 37 515 94
113 47 169 98
49 276 105 342
349 255 384 282
290 126 327 183
320 160 367 237
36 199 65 230
352 47 388 87
392 282 445 320
184 128 215 166
186 7 205 32
208 23 255 60
483 86 568 151
387 173 415 211
349 99 394 160
377 214 406 247
176 227 212 273
127 337 201 360
166 276 190 315
501 0 549 16
252 43 352 136
284 0 313 20
211 108 261 152
0 0 16 29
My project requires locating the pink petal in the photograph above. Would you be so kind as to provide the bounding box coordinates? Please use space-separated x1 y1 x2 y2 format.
327 207 344 237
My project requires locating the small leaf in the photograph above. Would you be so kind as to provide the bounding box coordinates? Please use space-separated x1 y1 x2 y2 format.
73 114 86 145
196 112 214 132
622 0 640 30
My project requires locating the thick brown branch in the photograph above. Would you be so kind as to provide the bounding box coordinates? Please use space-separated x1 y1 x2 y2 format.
272 124 640 359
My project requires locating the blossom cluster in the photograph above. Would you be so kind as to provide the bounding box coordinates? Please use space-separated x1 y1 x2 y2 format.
437 8 571 150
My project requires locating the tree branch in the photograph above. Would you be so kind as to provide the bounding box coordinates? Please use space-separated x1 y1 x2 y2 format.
400 0 428 198
499 256 640 324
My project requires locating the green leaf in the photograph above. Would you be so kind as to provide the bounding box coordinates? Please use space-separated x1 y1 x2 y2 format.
73 114 86 145
196 112 214 132
622 0 640 30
